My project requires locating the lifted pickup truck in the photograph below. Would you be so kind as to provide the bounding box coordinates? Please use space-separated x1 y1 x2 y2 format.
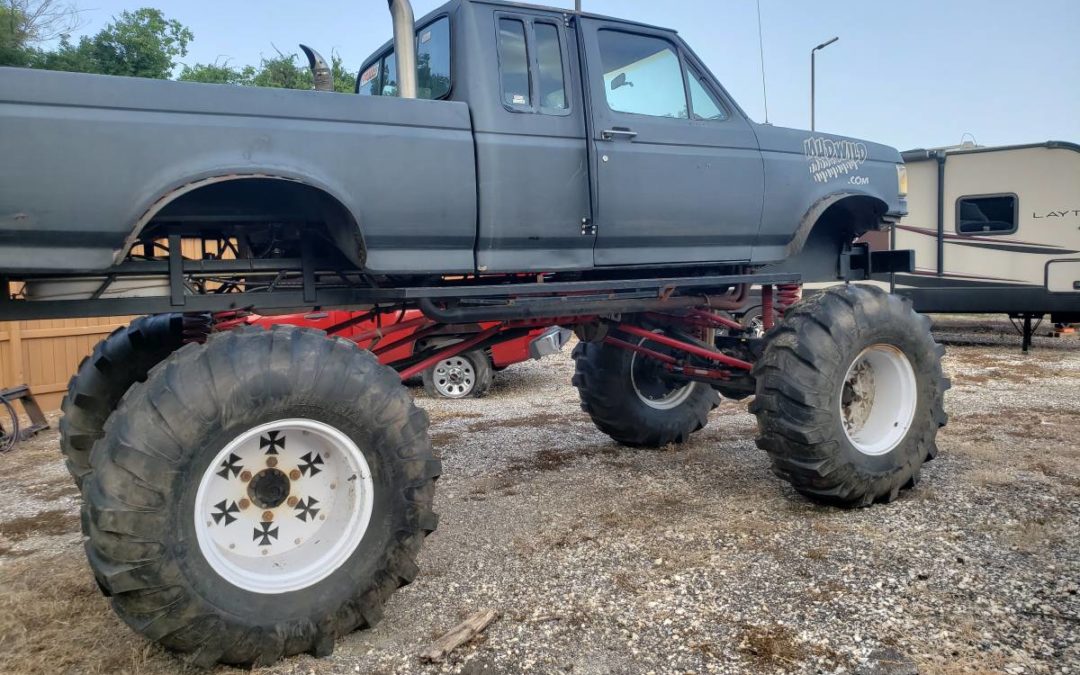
0 0 947 667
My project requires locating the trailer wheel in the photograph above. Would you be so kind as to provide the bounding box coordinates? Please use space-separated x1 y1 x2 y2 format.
59 313 209 489
572 337 718 447
82 326 439 667
422 349 493 398
750 284 948 507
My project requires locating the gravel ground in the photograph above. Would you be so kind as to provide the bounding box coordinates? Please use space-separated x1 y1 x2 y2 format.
0 316 1077 675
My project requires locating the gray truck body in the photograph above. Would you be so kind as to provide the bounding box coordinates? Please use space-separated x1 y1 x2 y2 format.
0 0 905 278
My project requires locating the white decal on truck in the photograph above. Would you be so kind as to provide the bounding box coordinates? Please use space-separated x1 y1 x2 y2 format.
803 137 868 183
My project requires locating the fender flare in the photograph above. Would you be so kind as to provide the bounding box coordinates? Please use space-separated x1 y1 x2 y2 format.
786 191 890 258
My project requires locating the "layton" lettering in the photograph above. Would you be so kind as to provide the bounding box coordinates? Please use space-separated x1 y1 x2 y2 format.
1033 209 1080 218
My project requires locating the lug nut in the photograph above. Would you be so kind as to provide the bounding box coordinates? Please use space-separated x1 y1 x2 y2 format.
266 457 278 468
240 470 252 482
238 498 251 510
287 496 299 507
262 511 274 522
289 469 301 480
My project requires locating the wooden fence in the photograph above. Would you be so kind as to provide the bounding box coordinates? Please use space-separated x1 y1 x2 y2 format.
0 317 132 412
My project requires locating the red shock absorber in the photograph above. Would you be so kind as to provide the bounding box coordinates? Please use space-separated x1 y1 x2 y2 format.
761 285 774 331
775 283 803 318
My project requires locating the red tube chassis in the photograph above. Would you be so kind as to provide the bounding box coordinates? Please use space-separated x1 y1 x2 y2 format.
213 282 803 393
212 308 569 381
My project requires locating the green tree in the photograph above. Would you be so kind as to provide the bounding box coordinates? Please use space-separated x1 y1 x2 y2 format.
36 8 191 78
1 0 82 66
178 60 254 86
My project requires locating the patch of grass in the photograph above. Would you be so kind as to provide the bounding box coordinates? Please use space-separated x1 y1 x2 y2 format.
467 411 576 433
0 552 172 674
0 509 79 542
737 623 804 666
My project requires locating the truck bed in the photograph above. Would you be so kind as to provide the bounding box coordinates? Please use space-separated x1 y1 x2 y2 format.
0 67 477 274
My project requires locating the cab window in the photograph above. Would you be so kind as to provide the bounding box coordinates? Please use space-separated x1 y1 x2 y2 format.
535 23 567 110
598 30 688 119
497 18 530 107
686 65 727 121
358 16 451 100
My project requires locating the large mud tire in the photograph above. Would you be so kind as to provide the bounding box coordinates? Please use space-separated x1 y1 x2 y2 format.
572 339 718 447
59 313 210 489
82 326 440 667
750 284 948 507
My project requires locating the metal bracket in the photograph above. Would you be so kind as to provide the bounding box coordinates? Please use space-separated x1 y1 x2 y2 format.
581 218 596 236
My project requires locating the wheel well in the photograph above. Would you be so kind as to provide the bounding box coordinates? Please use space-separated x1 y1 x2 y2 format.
802 194 890 252
138 177 365 267
775 194 891 282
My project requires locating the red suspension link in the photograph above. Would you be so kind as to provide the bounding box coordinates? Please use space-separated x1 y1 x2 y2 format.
615 323 754 371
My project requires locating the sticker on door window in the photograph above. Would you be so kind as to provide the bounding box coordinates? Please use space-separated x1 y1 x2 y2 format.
360 64 380 87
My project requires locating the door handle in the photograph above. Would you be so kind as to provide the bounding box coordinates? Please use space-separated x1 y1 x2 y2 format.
601 127 638 141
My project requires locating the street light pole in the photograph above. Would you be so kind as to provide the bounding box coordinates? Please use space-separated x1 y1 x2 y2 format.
811 36 839 132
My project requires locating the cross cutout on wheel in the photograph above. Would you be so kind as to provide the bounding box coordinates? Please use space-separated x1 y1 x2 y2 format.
260 430 286 455
212 500 240 526
253 522 279 546
298 452 324 476
216 453 243 479
294 496 320 522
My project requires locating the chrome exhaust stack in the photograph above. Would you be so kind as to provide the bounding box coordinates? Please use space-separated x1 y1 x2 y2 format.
387 0 418 99
299 44 334 92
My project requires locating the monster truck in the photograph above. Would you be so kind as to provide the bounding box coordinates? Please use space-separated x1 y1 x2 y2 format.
0 0 947 666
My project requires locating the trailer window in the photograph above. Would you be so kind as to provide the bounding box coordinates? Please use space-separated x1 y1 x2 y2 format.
598 30 688 119
498 18 531 108
956 194 1018 235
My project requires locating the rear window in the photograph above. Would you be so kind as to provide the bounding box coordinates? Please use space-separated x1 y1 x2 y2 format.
956 194 1018 235
358 16 451 100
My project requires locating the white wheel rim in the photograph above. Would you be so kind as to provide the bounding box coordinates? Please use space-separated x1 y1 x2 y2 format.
432 356 476 398
840 344 918 456
194 418 374 595
630 350 697 410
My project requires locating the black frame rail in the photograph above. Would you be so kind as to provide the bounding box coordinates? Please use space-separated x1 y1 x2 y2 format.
0 260 800 321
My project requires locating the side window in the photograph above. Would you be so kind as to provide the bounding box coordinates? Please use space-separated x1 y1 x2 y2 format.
498 18 530 108
534 23 567 110
381 52 398 96
357 62 380 96
686 66 727 121
956 195 1018 235
357 17 451 100
417 17 451 99
598 30 688 119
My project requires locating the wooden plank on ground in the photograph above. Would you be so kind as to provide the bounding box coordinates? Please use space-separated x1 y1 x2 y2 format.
419 609 498 663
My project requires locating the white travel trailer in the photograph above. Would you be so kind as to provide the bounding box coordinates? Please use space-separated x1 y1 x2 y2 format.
879 141 1079 348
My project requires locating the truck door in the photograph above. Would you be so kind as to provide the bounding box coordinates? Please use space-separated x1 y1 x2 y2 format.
577 19 765 266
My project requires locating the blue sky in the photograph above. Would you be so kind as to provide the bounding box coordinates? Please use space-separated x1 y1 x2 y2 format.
62 0 1080 151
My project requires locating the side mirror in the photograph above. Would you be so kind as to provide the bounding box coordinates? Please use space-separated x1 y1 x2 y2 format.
611 72 633 91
